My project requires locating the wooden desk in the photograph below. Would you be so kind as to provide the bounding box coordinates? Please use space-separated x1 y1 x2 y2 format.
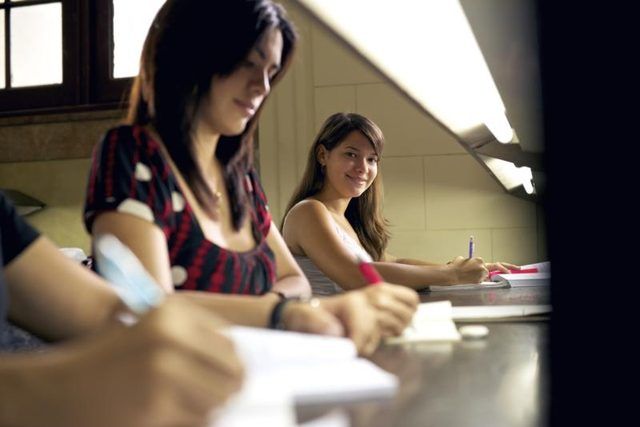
297 287 550 427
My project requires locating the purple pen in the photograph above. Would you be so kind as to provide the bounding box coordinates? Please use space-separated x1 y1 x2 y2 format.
468 236 475 259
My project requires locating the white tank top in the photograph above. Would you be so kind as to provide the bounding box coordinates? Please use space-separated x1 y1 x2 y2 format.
295 219 373 296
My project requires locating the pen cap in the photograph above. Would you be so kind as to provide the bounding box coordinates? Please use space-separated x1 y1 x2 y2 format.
94 234 165 314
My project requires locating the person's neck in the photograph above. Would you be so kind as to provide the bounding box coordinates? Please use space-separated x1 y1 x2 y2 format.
314 186 351 216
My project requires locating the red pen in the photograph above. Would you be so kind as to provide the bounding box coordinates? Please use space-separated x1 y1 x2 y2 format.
355 253 383 285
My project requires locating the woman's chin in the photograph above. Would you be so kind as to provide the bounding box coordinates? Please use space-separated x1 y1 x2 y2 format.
221 120 250 137
345 188 366 198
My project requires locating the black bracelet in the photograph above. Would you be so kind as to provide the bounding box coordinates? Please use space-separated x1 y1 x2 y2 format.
268 298 292 330
268 296 321 330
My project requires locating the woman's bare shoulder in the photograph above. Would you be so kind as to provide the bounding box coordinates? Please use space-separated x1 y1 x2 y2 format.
288 198 330 219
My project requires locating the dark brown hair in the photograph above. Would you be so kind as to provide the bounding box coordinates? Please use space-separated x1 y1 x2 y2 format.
126 0 297 229
283 113 390 260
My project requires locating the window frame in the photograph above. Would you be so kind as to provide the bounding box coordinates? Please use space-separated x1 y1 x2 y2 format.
0 0 135 116
91 0 131 105
0 0 81 113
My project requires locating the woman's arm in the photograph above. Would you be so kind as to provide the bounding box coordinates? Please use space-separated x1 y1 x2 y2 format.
283 200 372 290
373 256 487 288
387 252 519 274
383 252 441 266
283 200 486 289
265 221 313 298
92 212 175 291
5 236 122 341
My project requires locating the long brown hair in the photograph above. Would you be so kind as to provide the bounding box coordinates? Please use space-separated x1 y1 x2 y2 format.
283 113 390 260
126 0 297 229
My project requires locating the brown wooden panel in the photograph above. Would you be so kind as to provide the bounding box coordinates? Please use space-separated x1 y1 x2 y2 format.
0 109 123 162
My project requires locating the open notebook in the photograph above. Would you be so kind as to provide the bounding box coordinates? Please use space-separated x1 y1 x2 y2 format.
212 327 396 426
222 326 398 405
425 261 551 292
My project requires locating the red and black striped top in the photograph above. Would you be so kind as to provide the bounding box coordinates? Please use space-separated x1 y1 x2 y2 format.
84 125 276 295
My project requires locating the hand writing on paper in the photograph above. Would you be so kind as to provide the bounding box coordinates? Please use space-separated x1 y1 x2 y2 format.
6 298 244 427
448 256 489 284
359 284 418 337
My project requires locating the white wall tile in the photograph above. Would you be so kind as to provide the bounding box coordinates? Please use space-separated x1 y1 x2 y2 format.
424 155 537 230
491 228 540 265
311 25 383 86
314 86 356 132
380 157 425 230
357 84 465 157
386 229 493 263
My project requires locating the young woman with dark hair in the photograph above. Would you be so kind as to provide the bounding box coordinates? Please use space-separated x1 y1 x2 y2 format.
282 112 519 295
84 0 417 346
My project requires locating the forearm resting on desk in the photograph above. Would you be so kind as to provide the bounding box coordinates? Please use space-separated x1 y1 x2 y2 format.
372 262 455 290
175 291 280 327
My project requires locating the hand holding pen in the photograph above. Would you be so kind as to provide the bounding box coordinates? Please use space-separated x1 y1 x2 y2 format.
447 237 487 284
354 253 419 336
94 234 166 324
71 234 246 426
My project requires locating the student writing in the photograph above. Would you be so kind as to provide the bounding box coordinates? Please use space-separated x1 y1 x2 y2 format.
281 112 518 294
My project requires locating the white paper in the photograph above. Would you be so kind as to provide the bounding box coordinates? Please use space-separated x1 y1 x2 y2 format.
223 327 398 404
210 375 296 427
387 301 461 344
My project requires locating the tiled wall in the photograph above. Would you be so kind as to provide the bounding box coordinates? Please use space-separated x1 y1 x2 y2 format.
259 1 546 265
0 1 546 264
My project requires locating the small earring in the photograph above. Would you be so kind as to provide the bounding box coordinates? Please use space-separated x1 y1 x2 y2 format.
320 164 326 174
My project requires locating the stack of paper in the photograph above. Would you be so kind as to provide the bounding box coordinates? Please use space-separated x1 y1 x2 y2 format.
387 301 461 344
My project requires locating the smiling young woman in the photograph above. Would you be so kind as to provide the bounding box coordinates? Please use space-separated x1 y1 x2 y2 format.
281 112 519 295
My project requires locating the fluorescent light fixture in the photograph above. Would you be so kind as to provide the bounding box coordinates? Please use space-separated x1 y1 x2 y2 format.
294 0 514 143
477 155 535 195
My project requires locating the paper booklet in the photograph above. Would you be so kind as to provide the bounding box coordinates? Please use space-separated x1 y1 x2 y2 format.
387 301 461 344
222 326 398 405
425 261 551 292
